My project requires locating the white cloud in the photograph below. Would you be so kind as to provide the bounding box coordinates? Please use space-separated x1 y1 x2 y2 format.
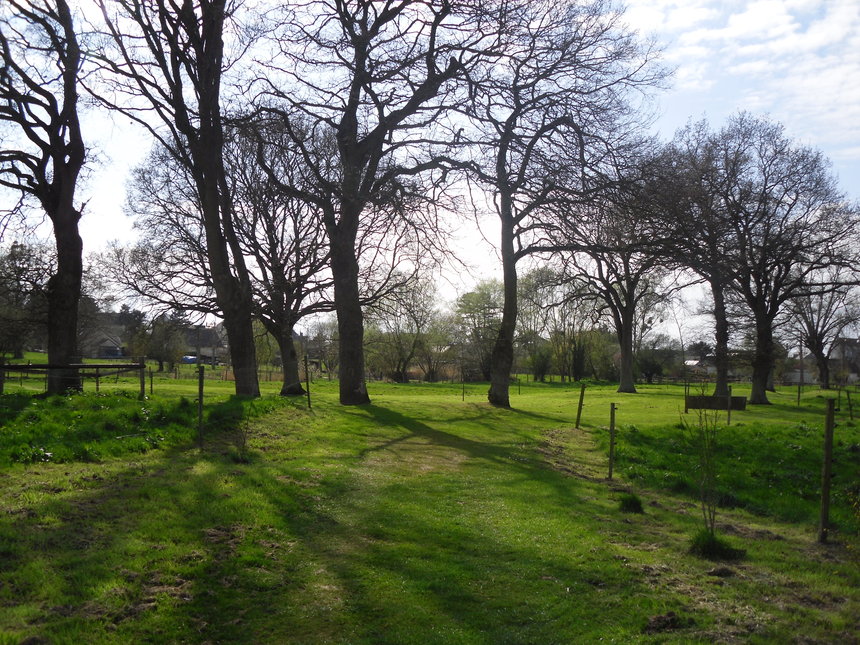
672 62 716 91
624 0 721 35
626 0 860 197
664 5 721 31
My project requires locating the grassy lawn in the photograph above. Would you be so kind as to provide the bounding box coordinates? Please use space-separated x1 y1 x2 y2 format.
0 378 858 643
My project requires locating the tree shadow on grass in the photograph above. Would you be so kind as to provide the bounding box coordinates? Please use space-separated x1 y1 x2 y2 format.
240 405 655 643
344 402 570 459
0 423 308 642
337 403 602 525
0 399 683 643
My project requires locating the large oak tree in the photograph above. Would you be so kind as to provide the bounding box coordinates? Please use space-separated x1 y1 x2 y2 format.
254 0 496 404
713 114 857 404
461 0 664 406
0 0 86 392
93 0 260 396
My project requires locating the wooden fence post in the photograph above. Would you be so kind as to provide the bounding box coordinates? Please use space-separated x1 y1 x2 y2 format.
138 358 146 400
0 356 5 395
818 398 836 543
608 402 617 480
197 364 205 449
575 383 586 429
304 354 311 410
726 385 732 426
846 390 854 420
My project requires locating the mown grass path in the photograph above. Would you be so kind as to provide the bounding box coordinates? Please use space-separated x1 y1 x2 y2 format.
1 382 858 643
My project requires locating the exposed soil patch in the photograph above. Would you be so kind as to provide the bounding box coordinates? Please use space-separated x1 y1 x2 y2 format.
203 524 246 562
538 427 605 482
718 522 784 541
643 610 694 634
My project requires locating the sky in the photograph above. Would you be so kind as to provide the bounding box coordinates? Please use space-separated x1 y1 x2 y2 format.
450 0 860 296
75 0 860 295
626 0 860 197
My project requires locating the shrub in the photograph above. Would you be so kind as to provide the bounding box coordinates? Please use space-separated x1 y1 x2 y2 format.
688 528 745 561
618 492 644 513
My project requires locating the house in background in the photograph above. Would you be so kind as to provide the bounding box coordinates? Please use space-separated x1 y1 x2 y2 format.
782 355 817 386
830 338 860 384
182 324 228 365
78 313 126 359
683 358 714 378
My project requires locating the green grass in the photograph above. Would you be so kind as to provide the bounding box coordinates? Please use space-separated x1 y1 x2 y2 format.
0 380 858 643
598 384 860 532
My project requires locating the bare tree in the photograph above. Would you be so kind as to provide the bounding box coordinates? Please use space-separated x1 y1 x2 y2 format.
92 0 260 396
109 114 425 394
458 0 664 407
714 114 858 404
789 269 859 389
105 130 330 396
648 124 738 396
560 195 670 393
365 276 436 383
105 145 217 317
0 0 86 392
650 115 859 403
253 0 495 404
228 119 334 395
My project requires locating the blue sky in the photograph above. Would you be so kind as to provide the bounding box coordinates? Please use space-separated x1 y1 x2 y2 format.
626 0 860 200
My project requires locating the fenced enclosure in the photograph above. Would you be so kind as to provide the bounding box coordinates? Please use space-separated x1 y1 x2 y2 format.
0 358 146 398
0 357 315 394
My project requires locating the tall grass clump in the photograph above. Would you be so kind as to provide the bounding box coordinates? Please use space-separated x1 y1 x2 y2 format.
618 492 644 513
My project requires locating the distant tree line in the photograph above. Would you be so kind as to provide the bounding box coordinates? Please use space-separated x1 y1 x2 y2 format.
1 1 857 404
351 270 860 390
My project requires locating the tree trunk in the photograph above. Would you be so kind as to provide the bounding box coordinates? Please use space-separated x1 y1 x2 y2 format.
277 327 304 396
46 213 82 394
188 2 260 399
488 212 517 408
749 320 773 404
805 335 831 389
214 279 259 397
194 150 260 397
616 311 637 394
330 228 370 405
766 368 776 392
710 278 730 397
814 352 831 390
